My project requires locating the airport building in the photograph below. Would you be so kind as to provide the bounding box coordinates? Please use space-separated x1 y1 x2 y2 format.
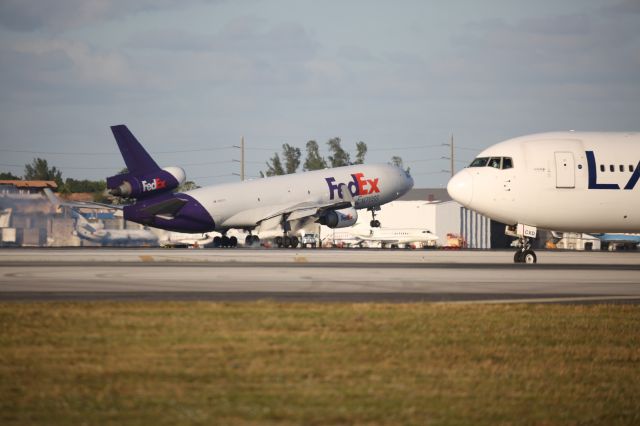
0 181 152 247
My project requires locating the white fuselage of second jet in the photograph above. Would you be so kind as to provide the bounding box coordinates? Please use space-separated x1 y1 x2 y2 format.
447 132 640 233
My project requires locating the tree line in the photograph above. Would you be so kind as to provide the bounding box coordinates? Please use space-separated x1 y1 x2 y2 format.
1 158 105 193
262 137 407 176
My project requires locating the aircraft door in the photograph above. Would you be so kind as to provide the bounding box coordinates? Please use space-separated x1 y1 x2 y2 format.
555 151 575 188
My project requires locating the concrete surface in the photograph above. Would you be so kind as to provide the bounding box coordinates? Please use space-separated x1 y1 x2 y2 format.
1 248 639 303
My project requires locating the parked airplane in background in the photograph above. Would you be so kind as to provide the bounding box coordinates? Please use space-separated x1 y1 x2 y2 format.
327 225 438 248
61 205 158 246
159 231 214 248
594 233 640 251
447 132 640 263
58 125 413 248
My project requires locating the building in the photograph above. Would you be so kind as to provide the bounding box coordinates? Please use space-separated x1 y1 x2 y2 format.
0 181 152 247
396 188 493 248
0 180 57 195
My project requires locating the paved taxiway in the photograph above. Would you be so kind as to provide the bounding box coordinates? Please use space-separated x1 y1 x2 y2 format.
1 248 639 303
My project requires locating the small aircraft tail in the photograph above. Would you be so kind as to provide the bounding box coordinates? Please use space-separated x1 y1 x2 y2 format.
69 209 98 233
110 125 161 175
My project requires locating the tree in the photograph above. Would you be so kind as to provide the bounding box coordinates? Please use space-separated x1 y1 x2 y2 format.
327 137 350 167
265 153 285 176
63 178 106 193
354 141 367 165
24 158 63 188
303 140 327 171
282 143 301 174
390 156 410 173
390 156 403 168
0 171 20 180
178 181 199 192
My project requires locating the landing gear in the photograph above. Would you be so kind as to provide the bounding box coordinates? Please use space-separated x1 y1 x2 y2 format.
245 234 260 247
275 235 299 248
514 248 537 264
368 206 381 228
213 233 238 248
507 224 538 264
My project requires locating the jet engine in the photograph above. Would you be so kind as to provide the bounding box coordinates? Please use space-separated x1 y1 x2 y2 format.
319 207 358 228
107 166 186 199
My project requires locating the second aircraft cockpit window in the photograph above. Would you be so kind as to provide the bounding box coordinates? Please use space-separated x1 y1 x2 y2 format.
469 157 513 170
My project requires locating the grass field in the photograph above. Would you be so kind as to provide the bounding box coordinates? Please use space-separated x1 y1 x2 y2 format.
1 302 639 425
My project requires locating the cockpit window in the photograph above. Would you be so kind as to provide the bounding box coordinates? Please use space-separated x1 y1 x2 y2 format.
488 157 501 169
469 157 489 167
468 156 514 170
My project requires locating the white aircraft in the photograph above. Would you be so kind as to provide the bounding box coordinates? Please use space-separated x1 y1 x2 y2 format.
447 131 640 263
327 226 438 248
594 233 640 251
69 208 158 246
159 231 215 248
56 125 414 248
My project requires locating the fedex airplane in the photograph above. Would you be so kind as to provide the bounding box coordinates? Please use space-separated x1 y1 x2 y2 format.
447 131 640 263
59 125 414 248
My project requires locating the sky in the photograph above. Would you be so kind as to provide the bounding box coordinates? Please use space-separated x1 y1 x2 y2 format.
1 0 639 188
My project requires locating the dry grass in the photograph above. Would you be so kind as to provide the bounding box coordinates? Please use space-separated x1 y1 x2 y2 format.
1 302 639 425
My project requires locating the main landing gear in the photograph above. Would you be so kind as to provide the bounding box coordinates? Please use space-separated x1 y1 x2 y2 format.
274 234 299 248
507 224 538 264
369 206 381 228
244 233 260 247
213 234 238 248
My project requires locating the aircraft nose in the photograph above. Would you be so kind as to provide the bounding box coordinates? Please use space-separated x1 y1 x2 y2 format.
447 169 473 206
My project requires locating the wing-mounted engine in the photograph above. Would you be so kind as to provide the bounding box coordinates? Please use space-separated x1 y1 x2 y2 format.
319 206 358 228
107 166 186 199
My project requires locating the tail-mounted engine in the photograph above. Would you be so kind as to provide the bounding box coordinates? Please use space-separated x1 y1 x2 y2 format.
319 207 358 228
107 166 186 199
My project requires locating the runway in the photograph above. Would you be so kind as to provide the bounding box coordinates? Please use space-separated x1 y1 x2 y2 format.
1 248 639 303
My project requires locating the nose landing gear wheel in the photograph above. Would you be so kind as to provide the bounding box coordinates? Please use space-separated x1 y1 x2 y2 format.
523 249 537 264
368 207 381 228
514 249 537 264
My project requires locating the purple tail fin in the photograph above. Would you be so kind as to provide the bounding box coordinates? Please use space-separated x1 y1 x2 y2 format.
110 125 160 174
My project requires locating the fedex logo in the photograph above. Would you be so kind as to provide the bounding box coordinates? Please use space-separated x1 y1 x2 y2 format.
586 151 640 190
325 173 380 200
141 178 167 192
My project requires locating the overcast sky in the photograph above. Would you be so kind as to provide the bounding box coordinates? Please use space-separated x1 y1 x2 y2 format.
1 0 639 187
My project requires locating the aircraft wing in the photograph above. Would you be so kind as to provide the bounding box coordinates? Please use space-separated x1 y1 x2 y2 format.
259 185 355 225
139 197 188 220
222 198 353 231
259 198 354 224
44 188 124 210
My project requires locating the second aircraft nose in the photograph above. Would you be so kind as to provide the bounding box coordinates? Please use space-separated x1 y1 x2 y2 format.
447 169 473 206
